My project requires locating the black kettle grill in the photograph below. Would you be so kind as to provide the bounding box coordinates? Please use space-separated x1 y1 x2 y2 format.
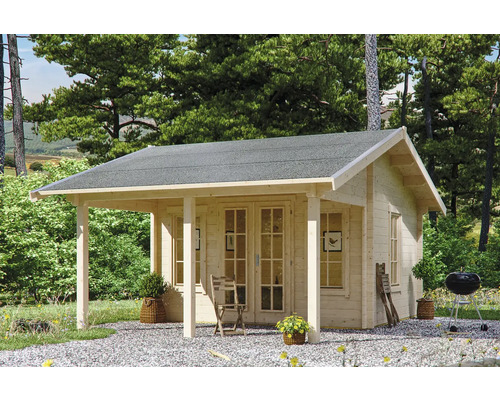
445 272 487 332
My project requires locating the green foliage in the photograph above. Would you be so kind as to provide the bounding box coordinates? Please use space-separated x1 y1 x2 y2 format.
138 272 168 298
413 216 500 290
0 299 141 351
3 154 14 167
0 159 150 302
29 161 44 171
275 313 310 336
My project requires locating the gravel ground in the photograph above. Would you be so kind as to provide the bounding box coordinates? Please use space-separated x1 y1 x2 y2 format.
0 317 499 367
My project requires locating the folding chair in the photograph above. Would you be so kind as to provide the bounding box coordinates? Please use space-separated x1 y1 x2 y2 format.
210 275 246 337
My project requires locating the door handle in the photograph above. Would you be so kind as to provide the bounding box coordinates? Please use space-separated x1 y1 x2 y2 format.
256 254 260 267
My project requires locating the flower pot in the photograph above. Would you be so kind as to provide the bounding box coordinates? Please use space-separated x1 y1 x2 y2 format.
140 297 167 323
283 332 306 345
416 298 434 320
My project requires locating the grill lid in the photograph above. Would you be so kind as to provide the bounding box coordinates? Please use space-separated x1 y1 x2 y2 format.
445 272 481 295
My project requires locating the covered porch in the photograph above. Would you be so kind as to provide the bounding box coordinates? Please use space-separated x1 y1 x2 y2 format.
64 180 333 343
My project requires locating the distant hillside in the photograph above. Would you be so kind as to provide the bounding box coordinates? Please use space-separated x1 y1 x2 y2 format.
3 121 78 156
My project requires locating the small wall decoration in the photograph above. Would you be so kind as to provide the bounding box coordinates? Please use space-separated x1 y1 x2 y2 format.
323 231 342 252
196 228 200 251
226 231 235 251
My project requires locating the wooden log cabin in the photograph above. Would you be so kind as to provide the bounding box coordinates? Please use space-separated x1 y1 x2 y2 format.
30 127 445 342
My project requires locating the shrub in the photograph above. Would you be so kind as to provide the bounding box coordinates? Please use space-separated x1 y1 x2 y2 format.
139 273 168 298
3 155 15 167
413 216 479 290
29 161 44 171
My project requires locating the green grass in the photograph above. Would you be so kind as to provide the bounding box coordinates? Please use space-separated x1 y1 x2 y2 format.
0 299 142 351
427 287 500 320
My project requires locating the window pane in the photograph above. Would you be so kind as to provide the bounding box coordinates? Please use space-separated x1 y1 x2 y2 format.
274 260 283 285
261 209 271 233
225 260 234 278
237 286 246 305
236 235 246 259
196 262 201 283
236 260 246 285
261 234 271 258
225 210 235 231
236 210 246 233
176 262 184 284
329 213 342 231
261 260 271 285
272 235 283 259
320 262 327 286
261 287 271 310
273 208 283 233
329 263 342 287
273 286 283 310
320 213 327 233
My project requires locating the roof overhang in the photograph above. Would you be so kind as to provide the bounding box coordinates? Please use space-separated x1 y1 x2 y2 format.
29 127 446 215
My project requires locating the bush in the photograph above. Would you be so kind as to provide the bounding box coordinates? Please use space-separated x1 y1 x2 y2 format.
0 158 151 303
29 161 44 171
139 273 168 298
3 155 15 167
413 216 479 290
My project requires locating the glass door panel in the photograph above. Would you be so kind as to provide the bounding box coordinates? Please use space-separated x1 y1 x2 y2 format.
259 207 284 311
224 208 247 305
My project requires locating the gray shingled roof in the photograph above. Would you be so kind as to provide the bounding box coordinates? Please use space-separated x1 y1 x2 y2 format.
34 129 400 192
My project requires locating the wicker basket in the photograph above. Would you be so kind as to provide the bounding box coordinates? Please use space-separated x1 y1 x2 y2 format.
140 297 167 323
416 298 434 320
283 332 306 345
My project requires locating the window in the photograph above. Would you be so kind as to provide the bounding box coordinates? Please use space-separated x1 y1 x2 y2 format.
173 216 201 285
320 212 343 288
224 209 247 305
389 213 400 285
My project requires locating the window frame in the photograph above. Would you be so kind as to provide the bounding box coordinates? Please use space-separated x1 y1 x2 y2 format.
319 206 350 297
389 211 401 286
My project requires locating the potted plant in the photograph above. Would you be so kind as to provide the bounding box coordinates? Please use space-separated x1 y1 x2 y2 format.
139 272 168 323
412 258 439 320
276 314 310 345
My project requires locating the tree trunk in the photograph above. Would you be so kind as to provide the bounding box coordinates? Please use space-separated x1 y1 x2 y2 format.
7 34 27 177
421 56 437 223
365 34 381 131
0 35 5 178
478 105 497 252
400 57 409 128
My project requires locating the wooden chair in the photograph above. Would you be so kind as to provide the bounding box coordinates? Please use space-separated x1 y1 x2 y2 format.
210 275 246 337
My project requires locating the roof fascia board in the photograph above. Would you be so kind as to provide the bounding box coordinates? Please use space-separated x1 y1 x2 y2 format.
332 127 405 190
30 177 334 202
402 132 447 215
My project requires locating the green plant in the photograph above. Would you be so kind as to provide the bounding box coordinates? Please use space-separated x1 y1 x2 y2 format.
29 161 44 172
276 313 310 337
138 273 168 298
3 155 15 168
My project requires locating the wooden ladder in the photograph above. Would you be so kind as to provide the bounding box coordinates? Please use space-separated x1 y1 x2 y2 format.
376 263 399 327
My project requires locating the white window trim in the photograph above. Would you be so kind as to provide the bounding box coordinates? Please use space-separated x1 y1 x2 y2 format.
319 206 350 298
171 208 207 293
388 211 401 287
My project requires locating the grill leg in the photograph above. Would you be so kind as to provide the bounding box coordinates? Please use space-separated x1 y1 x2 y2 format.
448 295 458 330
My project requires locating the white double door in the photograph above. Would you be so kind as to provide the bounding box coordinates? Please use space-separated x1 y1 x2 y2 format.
221 201 291 324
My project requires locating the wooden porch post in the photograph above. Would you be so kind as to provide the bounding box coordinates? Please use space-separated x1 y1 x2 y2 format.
183 196 196 337
76 203 89 330
150 208 161 274
307 194 321 343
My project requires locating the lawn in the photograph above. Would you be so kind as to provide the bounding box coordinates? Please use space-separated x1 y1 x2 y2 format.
0 299 142 351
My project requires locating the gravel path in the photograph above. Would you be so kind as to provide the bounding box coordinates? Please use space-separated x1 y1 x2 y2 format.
0 317 499 367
